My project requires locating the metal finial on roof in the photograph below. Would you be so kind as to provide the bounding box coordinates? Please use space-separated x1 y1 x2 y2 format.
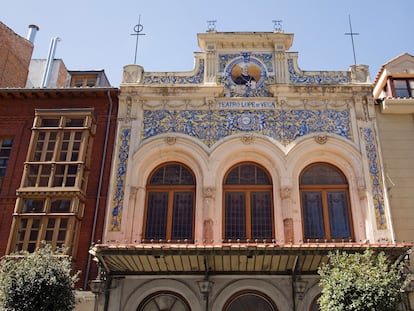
344 14 359 66
206 20 217 32
272 20 283 32
131 15 146 65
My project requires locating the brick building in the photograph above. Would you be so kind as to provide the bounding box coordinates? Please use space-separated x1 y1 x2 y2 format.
0 22 34 87
0 24 119 302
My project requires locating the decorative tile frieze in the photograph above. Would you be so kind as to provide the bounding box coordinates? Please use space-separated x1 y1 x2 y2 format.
363 127 387 229
110 127 131 231
288 59 349 84
143 108 351 147
142 59 204 85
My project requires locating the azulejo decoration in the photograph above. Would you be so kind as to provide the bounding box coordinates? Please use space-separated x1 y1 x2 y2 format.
142 59 204 85
288 59 349 84
143 108 351 147
363 127 387 229
219 53 274 97
110 127 131 231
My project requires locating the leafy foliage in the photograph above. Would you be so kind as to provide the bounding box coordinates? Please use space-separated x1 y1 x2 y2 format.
0 242 79 311
318 249 409 311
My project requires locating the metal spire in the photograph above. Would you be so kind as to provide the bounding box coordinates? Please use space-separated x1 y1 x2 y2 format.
344 14 359 66
131 15 146 64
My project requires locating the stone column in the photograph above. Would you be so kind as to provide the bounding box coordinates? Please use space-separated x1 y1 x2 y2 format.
281 186 294 242
202 187 215 243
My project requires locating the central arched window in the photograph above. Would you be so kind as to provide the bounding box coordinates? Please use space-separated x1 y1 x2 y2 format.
300 163 353 241
223 163 274 241
144 163 195 241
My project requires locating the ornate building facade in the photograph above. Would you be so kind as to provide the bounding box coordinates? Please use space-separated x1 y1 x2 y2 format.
90 30 411 310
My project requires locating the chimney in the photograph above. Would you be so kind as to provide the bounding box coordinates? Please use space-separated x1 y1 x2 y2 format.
27 24 39 43
41 37 61 88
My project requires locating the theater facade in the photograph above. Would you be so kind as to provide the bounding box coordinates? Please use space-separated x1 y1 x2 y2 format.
90 30 411 310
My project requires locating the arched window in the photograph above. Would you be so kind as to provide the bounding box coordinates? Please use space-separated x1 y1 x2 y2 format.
300 163 353 241
144 163 195 241
310 296 320 311
137 291 190 311
223 163 273 241
224 291 277 311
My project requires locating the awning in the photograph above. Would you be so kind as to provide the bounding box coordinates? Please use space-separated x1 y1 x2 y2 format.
90 242 411 276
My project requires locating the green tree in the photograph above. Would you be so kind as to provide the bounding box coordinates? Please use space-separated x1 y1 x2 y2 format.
318 249 409 311
0 242 79 311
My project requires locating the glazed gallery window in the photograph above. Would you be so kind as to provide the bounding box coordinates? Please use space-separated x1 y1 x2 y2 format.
224 163 274 241
0 137 13 190
300 163 353 241
144 163 195 241
23 112 95 190
8 109 95 254
13 198 83 253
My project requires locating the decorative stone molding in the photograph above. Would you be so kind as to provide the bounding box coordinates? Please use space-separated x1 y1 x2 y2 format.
203 187 216 199
166 137 176 145
281 186 292 199
241 134 253 144
314 134 328 144
349 64 370 84
122 64 144 83
358 186 367 200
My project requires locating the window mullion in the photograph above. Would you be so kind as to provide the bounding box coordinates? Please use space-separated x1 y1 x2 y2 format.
21 218 32 251
166 191 174 240
246 192 252 239
67 131 75 162
51 218 60 249
54 131 63 162
321 190 331 240
37 217 48 249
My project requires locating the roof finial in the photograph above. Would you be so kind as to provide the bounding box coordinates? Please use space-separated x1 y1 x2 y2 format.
206 20 217 32
272 20 283 32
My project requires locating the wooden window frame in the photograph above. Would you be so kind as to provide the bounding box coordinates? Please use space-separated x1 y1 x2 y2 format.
390 78 414 98
223 163 274 242
10 196 83 255
300 163 354 242
143 163 196 242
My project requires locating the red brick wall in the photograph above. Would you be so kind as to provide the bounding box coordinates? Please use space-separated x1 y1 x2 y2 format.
0 23 33 87
0 90 118 287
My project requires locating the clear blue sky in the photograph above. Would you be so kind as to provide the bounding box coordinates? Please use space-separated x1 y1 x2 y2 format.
2 0 413 86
